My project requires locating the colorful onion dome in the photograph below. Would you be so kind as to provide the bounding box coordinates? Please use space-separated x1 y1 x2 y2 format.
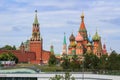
87 42 92 46
71 42 76 47
92 31 100 41
88 34 93 43
75 32 83 42
69 33 75 41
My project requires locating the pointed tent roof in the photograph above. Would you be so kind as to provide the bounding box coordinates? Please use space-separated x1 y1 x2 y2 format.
79 12 87 32
33 10 39 25
63 33 67 45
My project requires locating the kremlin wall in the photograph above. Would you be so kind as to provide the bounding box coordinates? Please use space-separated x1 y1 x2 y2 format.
0 11 107 65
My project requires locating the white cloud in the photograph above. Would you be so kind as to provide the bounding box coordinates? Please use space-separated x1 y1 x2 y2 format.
0 0 120 53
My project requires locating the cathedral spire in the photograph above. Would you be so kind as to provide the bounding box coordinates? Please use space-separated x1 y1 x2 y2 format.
79 12 88 40
33 10 39 25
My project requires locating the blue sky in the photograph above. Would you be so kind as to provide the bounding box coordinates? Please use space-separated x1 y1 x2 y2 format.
0 0 120 54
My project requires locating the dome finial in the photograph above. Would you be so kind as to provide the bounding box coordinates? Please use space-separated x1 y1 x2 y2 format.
81 11 84 20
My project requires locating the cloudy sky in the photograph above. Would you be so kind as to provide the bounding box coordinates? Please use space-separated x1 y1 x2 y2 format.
0 0 120 54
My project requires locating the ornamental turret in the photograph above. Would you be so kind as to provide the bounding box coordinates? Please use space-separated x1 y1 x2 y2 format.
92 31 102 57
62 33 67 55
50 45 54 55
68 33 76 55
102 43 107 55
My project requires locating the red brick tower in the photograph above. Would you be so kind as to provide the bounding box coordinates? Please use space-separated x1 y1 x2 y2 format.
30 10 43 64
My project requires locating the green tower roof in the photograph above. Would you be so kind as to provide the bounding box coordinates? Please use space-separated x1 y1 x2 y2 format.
63 33 67 45
33 10 39 25
50 45 54 54
92 31 100 41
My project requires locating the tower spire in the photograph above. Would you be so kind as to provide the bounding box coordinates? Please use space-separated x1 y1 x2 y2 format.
62 32 67 55
30 10 41 41
63 32 67 45
50 45 54 55
33 10 39 25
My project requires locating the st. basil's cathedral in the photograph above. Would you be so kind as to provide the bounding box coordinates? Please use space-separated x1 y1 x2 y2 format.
62 13 107 57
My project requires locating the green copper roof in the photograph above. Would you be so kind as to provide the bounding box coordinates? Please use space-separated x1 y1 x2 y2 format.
33 10 39 24
92 31 100 41
50 45 54 54
63 33 67 45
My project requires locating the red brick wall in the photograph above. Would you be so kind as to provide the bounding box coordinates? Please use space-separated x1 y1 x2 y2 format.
42 50 51 64
0 50 36 63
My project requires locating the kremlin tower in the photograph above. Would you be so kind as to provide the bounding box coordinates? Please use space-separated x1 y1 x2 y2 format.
29 10 51 64
29 10 43 64
62 33 67 55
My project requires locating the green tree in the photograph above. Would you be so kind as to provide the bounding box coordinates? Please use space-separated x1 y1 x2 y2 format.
48 54 57 66
12 45 16 50
98 54 108 70
61 55 70 69
70 54 81 71
107 51 120 70
0 52 18 63
84 53 100 70
0 45 16 50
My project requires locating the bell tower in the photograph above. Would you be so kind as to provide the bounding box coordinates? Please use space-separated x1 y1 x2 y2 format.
29 10 43 64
